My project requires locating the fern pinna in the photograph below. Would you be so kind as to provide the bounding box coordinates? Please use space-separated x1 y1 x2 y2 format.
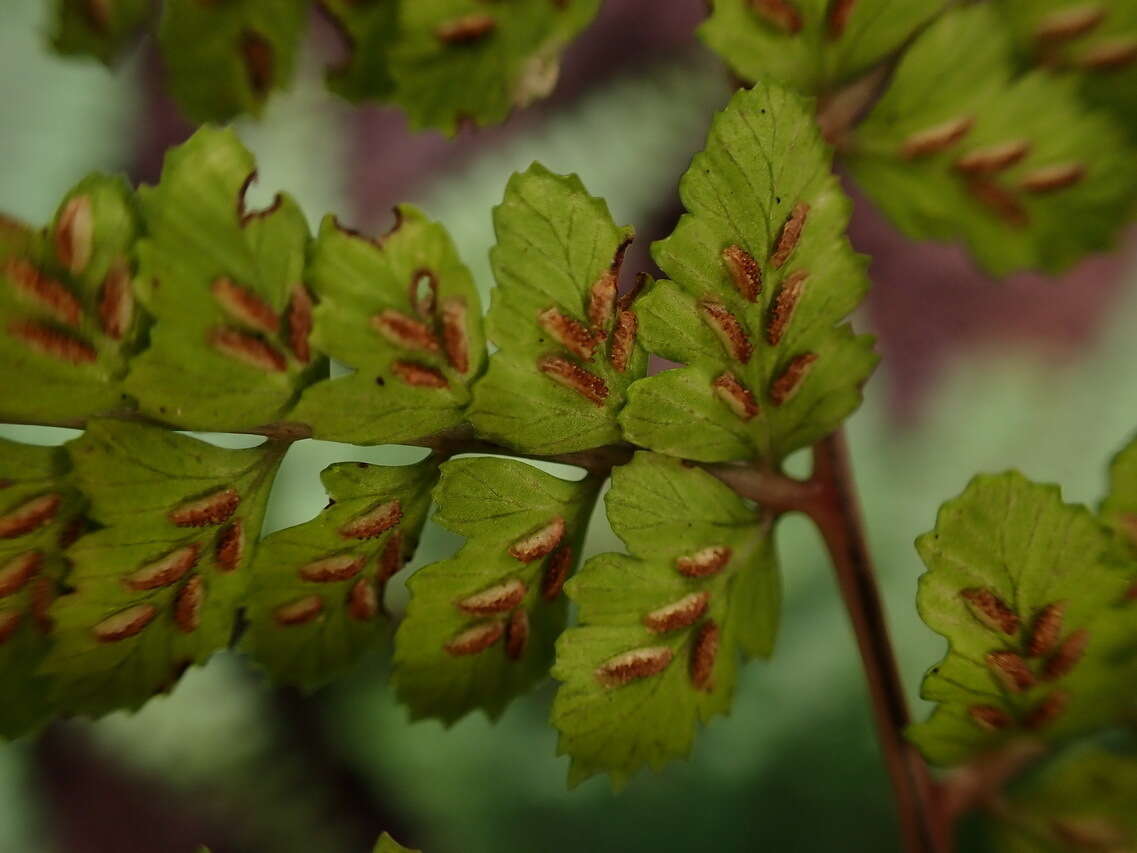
3 58 1137 853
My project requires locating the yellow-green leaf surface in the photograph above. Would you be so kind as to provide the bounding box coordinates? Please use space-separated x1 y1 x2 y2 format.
553 452 779 788
289 207 485 445
321 0 398 103
157 0 308 123
620 82 876 464
700 0 946 94
386 0 600 135
468 164 646 454
994 746 1137 852
125 127 323 433
910 472 1137 767
51 0 150 65
847 4 1137 275
41 421 286 717
394 457 600 724
0 439 83 739
374 832 421 853
242 459 437 690
997 0 1137 142
0 175 140 424
1101 429 1137 556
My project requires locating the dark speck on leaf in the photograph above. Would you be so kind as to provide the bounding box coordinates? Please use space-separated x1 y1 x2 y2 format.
375 376 385 386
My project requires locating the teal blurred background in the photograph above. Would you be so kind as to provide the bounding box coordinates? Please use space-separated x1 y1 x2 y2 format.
2 1 1136 851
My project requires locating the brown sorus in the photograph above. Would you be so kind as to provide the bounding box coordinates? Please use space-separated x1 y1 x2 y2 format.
457 578 527 615
81 0 112 32
961 588 1020 635
378 531 403 583
0 551 41 598
392 361 448 388
769 352 818 406
59 516 86 548
1035 6 1105 43
1027 602 1066 657
721 244 762 302
210 327 287 371
542 544 574 600
124 544 200 591
1043 628 1090 680
538 307 604 360
55 194 94 274
608 309 637 373
700 301 753 363
1024 690 1070 730
373 308 440 352
299 553 365 583
348 578 379 621
770 203 809 269
954 140 1030 175
274 595 325 627
827 0 857 38
713 372 759 421
0 493 62 539
620 272 649 312
93 604 158 642
211 277 279 334
986 650 1036 693
676 546 732 578
30 577 54 633
1078 37 1137 70
286 284 314 363
436 12 497 44
968 704 1013 732
644 591 711 633
595 646 674 688
339 499 402 540
539 355 609 406
168 487 240 528
241 30 273 96
690 620 720 691
0 610 22 645
766 269 808 346
6 258 82 326
750 0 803 34
965 179 1029 227
9 321 96 364
509 516 566 562
441 299 470 374
1018 163 1086 193
588 270 618 329
215 521 244 572
99 259 134 340
901 116 974 158
506 609 529 660
444 620 504 656
174 575 205 633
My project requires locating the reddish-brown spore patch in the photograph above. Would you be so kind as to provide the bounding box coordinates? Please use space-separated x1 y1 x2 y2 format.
168 488 240 528
538 355 609 406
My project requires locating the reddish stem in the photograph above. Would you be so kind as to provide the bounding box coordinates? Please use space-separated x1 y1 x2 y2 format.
807 430 949 853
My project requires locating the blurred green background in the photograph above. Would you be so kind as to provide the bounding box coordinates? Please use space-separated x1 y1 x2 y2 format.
2 1 1136 851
